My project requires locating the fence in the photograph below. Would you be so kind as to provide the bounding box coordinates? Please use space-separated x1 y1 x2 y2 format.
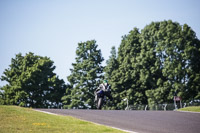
127 102 200 111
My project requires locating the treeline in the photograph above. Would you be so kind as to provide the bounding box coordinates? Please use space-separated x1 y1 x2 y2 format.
1 20 200 109
0 53 66 108
105 20 200 109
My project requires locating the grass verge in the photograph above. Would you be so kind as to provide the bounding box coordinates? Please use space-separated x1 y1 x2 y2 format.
0 105 125 133
178 106 200 112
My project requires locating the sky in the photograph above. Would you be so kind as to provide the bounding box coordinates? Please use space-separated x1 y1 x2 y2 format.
0 0 200 86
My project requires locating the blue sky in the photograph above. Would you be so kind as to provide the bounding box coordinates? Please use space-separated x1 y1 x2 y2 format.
0 0 200 86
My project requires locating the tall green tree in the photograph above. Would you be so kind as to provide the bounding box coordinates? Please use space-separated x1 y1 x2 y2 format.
0 52 67 108
104 46 118 81
110 28 143 109
62 40 104 109
103 46 118 109
107 20 200 109
144 20 200 106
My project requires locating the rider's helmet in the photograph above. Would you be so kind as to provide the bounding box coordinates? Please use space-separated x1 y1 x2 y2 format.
103 80 108 83
103 80 108 86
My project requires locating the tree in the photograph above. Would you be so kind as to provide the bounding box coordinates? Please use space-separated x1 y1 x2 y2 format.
104 46 118 81
107 20 200 109
0 52 67 108
144 21 200 106
109 28 143 109
103 46 118 109
62 40 104 109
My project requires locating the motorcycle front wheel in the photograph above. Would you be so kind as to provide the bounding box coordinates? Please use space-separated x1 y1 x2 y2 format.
97 97 103 110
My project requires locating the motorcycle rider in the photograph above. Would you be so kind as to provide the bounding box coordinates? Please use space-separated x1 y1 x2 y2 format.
94 80 113 103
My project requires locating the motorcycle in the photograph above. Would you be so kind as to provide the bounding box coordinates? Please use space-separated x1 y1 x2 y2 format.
95 88 111 110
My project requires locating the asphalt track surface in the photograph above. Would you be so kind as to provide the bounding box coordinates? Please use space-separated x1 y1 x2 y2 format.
35 109 200 133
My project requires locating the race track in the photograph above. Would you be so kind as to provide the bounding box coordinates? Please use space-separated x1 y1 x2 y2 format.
35 109 200 133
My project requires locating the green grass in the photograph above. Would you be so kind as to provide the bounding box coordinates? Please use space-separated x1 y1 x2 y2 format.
178 106 200 112
0 105 125 133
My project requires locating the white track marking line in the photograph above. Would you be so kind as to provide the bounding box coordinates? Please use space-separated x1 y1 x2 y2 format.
176 110 200 114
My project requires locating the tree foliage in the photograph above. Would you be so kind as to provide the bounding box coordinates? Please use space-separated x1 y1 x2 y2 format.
62 40 104 109
143 21 200 105
108 28 144 109
104 46 118 81
1 20 198 109
105 20 200 109
0 52 67 108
